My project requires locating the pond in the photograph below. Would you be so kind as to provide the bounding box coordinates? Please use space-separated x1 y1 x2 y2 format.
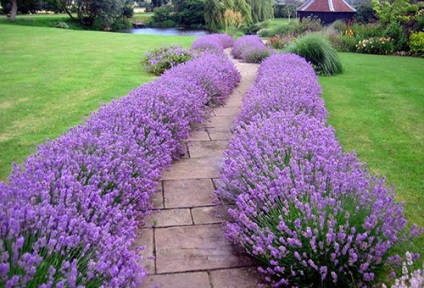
121 27 210 36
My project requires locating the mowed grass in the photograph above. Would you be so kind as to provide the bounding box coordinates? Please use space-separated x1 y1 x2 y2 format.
0 14 76 28
320 53 424 256
0 25 195 179
267 17 292 27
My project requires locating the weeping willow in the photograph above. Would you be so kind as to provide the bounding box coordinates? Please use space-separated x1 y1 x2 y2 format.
204 0 252 30
246 0 274 22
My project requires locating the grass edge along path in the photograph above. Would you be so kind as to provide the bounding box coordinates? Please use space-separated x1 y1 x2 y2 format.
319 52 424 258
0 25 195 179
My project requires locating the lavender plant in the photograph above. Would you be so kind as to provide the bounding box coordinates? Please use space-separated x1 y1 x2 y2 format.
191 34 235 53
208 33 235 48
231 35 266 59
0 52 241 287
217 53 421 287
240 43 276 63
235 53 325 126
141 45 194 75
162 52 241 106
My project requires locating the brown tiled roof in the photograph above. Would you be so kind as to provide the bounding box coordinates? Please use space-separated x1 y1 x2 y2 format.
297 0 356 12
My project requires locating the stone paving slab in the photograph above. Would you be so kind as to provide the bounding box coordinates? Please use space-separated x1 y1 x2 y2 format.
163 179 215 208
189 129 210 141
141 272 209 288
206 127 233 141
191 206 230 225
162 157 223 180
133 229 155 274
210 267 264 288
224 97 244 108
213 107 241 116
155 224 253 274
150 183 164 209
147 209 192 228
200 116 235 128
188 140 228 158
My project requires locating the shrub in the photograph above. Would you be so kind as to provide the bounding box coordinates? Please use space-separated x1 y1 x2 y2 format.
217 53 421 287
0 52 241 287
208 33 235 48
55 21 69 29
232 35 264 58
141 45 194 75
162 52 241 106
356 37 395 55
259 17 322 38
410 31 424 55
384 22 407 51
233 53 325 127
241 23 262 35
192 37 224 53
191 34 234 53
351 23 383 39
240 44 275 63
284 33 343 76
268 34 296 50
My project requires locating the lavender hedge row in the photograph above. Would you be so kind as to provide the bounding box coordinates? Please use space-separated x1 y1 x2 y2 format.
191 33 235 53
0 52 240 287
231 35 275 63
218 53 420 287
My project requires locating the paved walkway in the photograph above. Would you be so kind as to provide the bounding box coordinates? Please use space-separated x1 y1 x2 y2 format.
137 56 262 288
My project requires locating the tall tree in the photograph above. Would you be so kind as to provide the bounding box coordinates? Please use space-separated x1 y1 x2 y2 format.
204 0 252 30
9 0 18 20
246 0 273 22
63 0 128 27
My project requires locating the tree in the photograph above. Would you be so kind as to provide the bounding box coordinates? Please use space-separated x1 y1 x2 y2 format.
372 0 415 25
174 0 206 26
246 0 273 22
2 0 41 21
63 0 129 27
204 0 252 30
9 0 17 20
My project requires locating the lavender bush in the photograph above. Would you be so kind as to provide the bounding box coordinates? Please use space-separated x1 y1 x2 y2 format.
141 45 194 75
208 33 235 48
217 53 420 287
191 34 235 53
240 44 276 63
235 53 325 126
162 52 240 106
231 35 274 63
0 52 241 287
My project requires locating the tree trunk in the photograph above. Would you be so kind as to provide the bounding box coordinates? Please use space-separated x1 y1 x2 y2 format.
9 0 17 21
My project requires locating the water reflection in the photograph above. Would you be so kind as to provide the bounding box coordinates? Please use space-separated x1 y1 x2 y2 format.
121 27 210 36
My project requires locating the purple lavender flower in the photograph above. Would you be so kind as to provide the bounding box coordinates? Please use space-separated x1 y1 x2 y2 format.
217 53 420 287
1 52 241 286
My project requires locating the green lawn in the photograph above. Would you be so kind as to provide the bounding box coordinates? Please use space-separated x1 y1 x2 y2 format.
0 25 195 179
0 14 77 28
320 53 424 257
267 17 292 27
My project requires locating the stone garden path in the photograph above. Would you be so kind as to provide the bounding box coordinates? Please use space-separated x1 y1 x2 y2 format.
137 53 263 288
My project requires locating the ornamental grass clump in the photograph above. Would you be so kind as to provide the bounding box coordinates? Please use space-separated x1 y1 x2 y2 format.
141 45 194 75
235 53 325 126
284 33 343 76
218 53 421 287
0 52 241 286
